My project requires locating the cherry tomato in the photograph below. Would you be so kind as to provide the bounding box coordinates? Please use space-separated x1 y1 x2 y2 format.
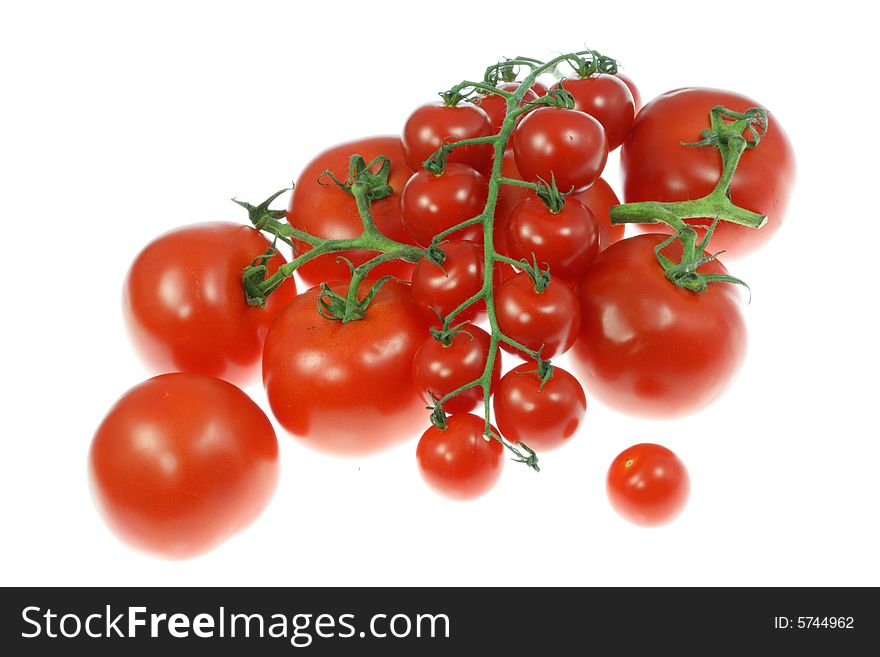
416 413 503 501
493 363 586 452
492 149 531 253
89 373 279 559
474 82 539 131
615 72 642 111
530 80 549 97
607 443 690 527
124 222 296 387
572 234 747 418
287 136 416 287
262 279 430 457
556 75 635 150
495 272 580 358
402 101 494 172
412 326 500 414
622 88 795 259
504 195 599 284
410 240 486 324
575 177 625 249
512 107 608 193
400 163 487 246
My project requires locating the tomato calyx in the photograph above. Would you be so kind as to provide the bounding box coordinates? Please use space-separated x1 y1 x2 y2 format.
429 319 474 347
316 275 397 323
242 241 284 308
232 188 296 248
655 224 749 294
318 154 395 201
566 49 619 78
534 174 572 214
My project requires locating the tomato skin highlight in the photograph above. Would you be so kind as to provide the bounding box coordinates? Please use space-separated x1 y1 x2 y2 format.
575 177 625 250
89 373 280 559
493 364 586 452
402 101 494 172
123 222 296 387
262 279 430 457
622 88 795 259
416 413 504 501
572 234 747 419
606 443 690 527
556 75 635 150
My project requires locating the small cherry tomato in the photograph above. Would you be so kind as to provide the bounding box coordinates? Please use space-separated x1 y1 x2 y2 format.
475 82 539 131
402 101 494 172
557 75 635 150
607 443 690 527
575 177 625 249
411 240 486 324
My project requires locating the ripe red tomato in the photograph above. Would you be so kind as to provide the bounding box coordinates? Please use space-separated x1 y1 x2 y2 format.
556 75 635 150
400 164 488 246
410 239 486 324
416 413 504 501
575 177 625 249
530 81 549 97
493 363 586 452
615 72 642 111
572 234 747 418
412 326 500 414
492 149 531 253
504 195 599 283
607 443 690 527
287 136 416 287
495 272 580 358
622 88 796 259
512 107 608 193
89 373 279 559
262 279 430 457
402 101 494 172
124 222 296 387
474 82 539 131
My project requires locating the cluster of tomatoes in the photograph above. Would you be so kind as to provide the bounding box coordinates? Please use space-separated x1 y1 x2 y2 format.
89 53 794 559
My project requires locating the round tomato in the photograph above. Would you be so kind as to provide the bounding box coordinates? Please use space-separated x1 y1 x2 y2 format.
400 164 487 246
495 272 580 358
124 222 296 387
402 101 494 173
621 88 795 259
556 75 635 150
416 413 504 501
504 195 599 283
475 82 539 131
512 107 608 193
410 240 486 324
493 363 586 452
287 136 416 287
263 279 430 457
607 443 690 527
412 326 500 414
615 72 642 111
575 177 625 249
572 234 747 418
89 373 279 559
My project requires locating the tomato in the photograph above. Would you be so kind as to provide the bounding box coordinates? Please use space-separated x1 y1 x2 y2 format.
530 80 549 97
572 234 747 418
493 363 586 452
616 72 642 111
89 373 279 559
402 101 494 172
622 88 795 259
607 443 690 527
474 82 539 131
287 136 416 287
412 326 500 414
400 164 488 246
410 239 486 324
575 177 625 249
416 413 503 501
124 222 296 387
262 279 430 457
492 149 531 253
504 195 599 283
495 272 580 358
556 75 635 150
512 107 608 193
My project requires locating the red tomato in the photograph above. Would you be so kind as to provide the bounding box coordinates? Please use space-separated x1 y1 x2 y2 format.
124 222 296 387
512 107 608 193
504 195 599 283
492 149 531 253
262 279 430 457
575 177 625 249
572 234 747 418
402 101 494 172
412 326 500 414
495 272 580 358
607 443 690 527
493 364 586 452
89 373 279 559
622 88 795 259
530 80 549 97
287 136 416 287
410 240 486 324
556 75 635 150
474 82 539 131
416 413 504 501
615 72 642 111
400 164 488 246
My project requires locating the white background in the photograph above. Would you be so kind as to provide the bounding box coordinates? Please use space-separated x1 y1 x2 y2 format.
2 1 878 587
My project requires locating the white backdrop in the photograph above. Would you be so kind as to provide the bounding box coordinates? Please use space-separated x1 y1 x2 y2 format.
2 0 877 586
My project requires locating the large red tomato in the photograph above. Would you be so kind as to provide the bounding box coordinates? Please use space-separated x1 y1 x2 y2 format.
622 88 795 259
575 177 625 249
262 279 431 457
124 222 296 387
287 136 416 287
572 234 747 418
